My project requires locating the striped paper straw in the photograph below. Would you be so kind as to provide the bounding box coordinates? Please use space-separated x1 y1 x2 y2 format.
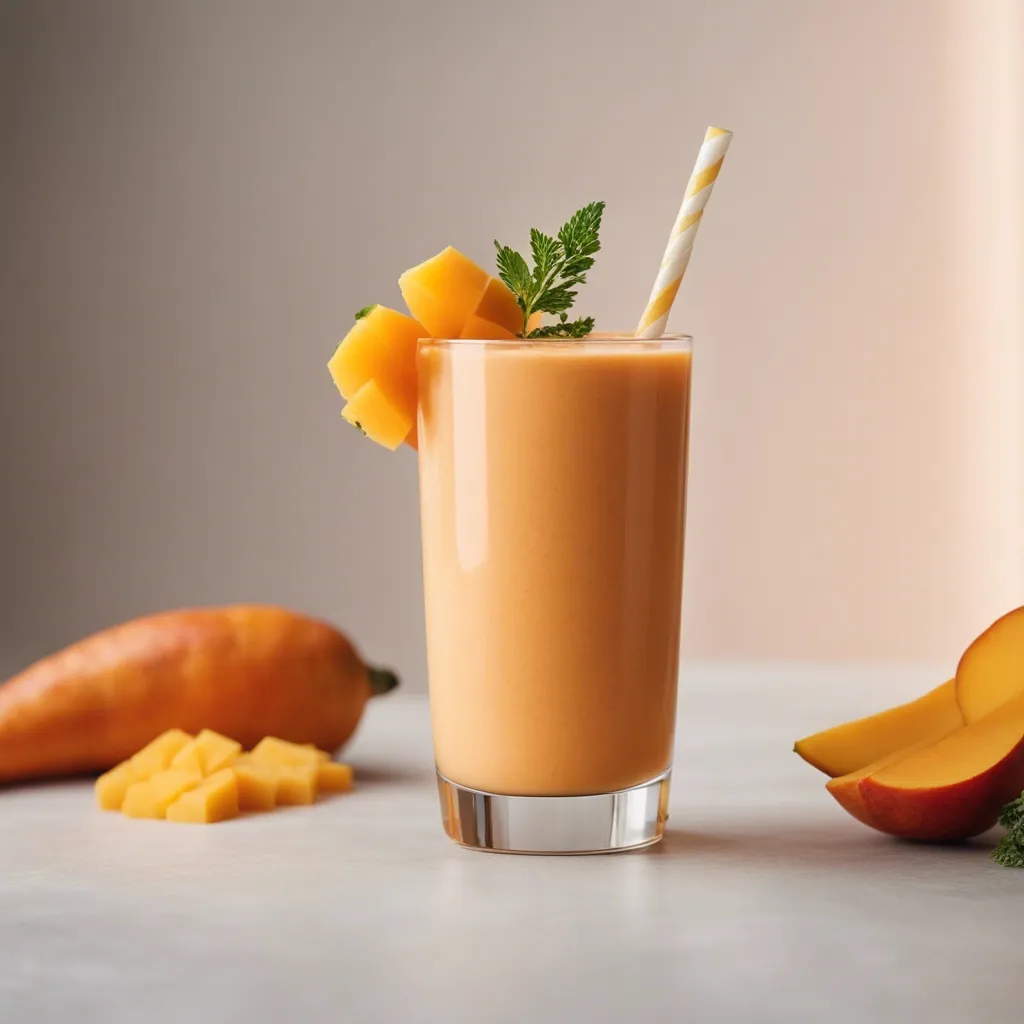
635 126 733 338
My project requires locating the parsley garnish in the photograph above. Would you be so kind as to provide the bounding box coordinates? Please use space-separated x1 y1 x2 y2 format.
991 791 1024 867
494 201 604 338
354 305 377 321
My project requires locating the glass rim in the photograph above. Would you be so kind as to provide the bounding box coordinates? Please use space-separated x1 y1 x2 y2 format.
418 333 692 350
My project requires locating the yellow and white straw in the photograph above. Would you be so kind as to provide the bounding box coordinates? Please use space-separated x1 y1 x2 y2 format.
635 126 732 338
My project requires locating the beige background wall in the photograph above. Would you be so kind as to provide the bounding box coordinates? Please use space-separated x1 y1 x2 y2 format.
1 0 1021 690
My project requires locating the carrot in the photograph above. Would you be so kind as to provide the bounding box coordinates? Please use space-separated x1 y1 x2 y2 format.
0 605 398 783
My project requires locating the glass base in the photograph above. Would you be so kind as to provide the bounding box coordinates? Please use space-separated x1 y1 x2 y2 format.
436 769 671 855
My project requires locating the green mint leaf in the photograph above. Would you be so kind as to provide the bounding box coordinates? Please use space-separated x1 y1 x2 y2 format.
493 202 604 337
354 305 377 320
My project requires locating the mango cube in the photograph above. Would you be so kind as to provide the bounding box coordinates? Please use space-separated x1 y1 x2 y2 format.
95 761 138 811
341 380 413 451
274 764 319 806
469 276 523 336
102 733 346 824
171 729 242 776
122 766 204 820
459 314 516 341
328 306 422 421
317 761 354 794
129 729 193 780
231 760 278 812
167 769 239 824
251 737 325 768
399 246 490 339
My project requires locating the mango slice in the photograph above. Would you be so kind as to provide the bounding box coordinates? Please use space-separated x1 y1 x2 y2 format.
122 765 204 819
95 761 138 811
956 605 1024 723
274 764 319 806
167 769 240 824
328 306 423 422
795 680 963 778
129 729 193 780
341 380 413 450
827 691 1024 841
317 761 354 794
400 246 491 339
171 729 242 775
251 736 324 768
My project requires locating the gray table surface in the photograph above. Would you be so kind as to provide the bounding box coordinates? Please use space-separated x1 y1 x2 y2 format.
1 665 1020 1024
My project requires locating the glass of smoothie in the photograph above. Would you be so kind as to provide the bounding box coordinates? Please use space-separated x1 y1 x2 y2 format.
417 334 692 853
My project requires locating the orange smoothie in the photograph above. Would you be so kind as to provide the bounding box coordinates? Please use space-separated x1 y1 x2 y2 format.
418 337 692 796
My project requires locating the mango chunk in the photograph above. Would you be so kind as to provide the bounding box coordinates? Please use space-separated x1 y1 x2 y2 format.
274 764 319 806
459 307 543 340
328 305 423 422
231 760 278 812
459 314 517 341
122 766 204 820
171 729 242 776
251 736 325 768
341 380 413 451
317 761 354 794
167 769 240 824
129 729 193 780
170 745 204 777
103 734 344 823
95 761 138 812
399 246 490 339
472 276 523 335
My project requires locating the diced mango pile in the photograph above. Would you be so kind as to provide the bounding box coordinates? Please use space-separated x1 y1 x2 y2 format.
96 729 354 825
328 247 536 451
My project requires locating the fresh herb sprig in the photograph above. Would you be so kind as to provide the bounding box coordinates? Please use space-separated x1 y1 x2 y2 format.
494 201 605 338
991 792 1024 867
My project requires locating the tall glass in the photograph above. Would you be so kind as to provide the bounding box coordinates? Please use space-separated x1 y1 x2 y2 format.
417 335 692 854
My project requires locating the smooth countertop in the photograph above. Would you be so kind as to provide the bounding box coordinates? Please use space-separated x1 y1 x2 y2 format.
1 665 1020 1023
